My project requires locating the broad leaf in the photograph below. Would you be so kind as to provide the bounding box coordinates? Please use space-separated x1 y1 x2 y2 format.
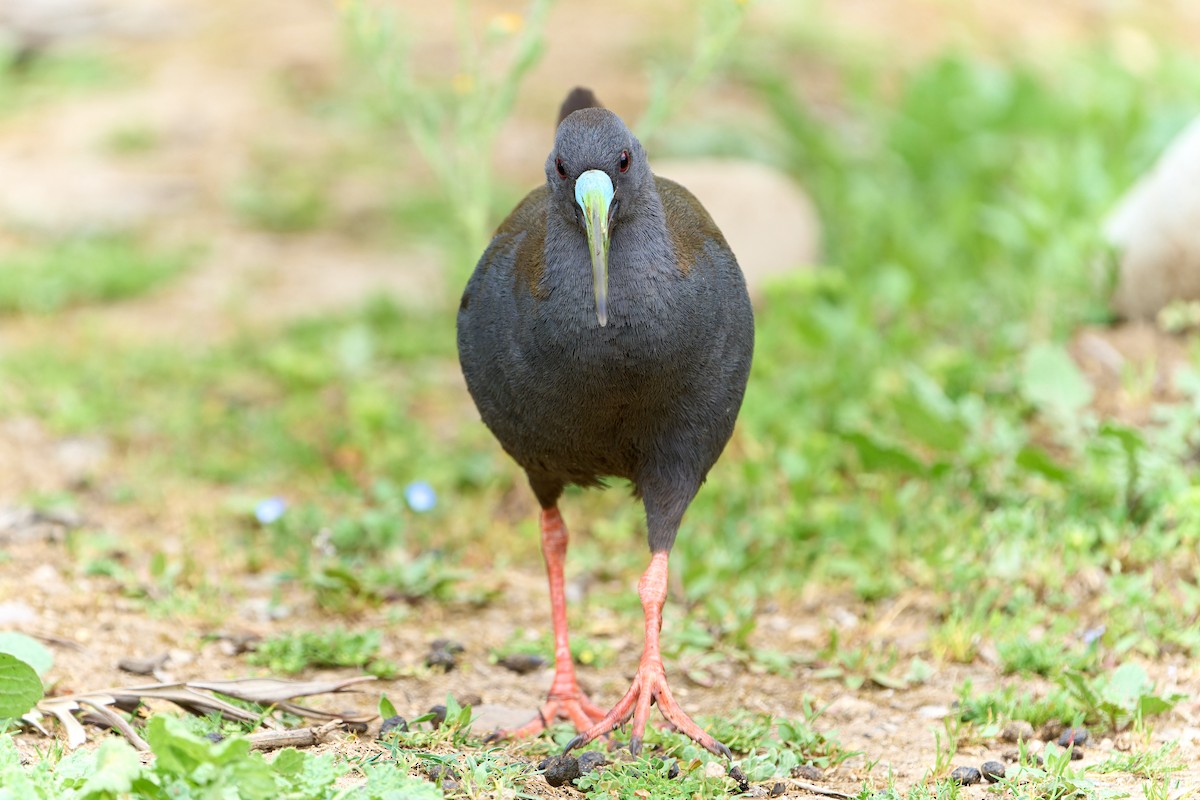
0 653 43 718
0 634 52 677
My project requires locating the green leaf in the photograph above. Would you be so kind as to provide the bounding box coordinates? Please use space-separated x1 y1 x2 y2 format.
842 430 926 475
0 634 53 677
79 740 142 798
1020 342 1093 418
1103 663 1151 709
146 716 278 799
379 693 398 720
0 653 43 718
1016 444 1073 483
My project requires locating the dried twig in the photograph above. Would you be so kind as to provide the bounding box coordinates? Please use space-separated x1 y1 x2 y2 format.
790 780 853 799
32 675 377 749
246 719 343 751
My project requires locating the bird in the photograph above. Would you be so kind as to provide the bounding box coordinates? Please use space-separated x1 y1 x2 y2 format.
456 87 754 758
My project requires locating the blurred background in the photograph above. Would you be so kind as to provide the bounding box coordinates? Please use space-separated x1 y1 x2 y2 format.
3 0 1200 788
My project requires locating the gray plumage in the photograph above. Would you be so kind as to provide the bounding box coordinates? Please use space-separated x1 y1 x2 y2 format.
457 99 753 552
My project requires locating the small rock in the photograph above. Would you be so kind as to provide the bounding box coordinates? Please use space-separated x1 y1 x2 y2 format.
730 765 750 792
917 705 950 719
430 638 464 654
216 631 261 656
770 782 788 796
577 751 607 776
426 764 459 783
1001 720 1035 743
743 788 768 798
1057 727 1089 748
1107 116 1200 320
791 764 823 781
704 761 726 779
204 732 224 743
981 761 1005 782
950 766 981 786
425 649 458 672
338 713 369 734
427 705 447 728
1069 747 1084 760
1039 720 1066 741
117 653 168 676
378 715 408 737
665 759 680 779
497 653 547 675
457 693 482 707
542 755 580 787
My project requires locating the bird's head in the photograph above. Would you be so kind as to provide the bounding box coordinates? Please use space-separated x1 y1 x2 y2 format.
546 108 649 327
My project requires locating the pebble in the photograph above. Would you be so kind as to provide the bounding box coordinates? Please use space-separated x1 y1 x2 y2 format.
427 705 447 729
950 766 982 786
426 639 464 672
541 755 580 787
704 761 726 779
730 765 750 792
791 764 823 781
117 653 168 676
1057 728 1089 748
204 732 224 743
981 761 1005 782
1039 720 1066 741
497 653 547 675
577 751 607 776
665 759 679 779
1000 720 1035 743
770 782 788 796
426 764 459 783
338 714 369 735
378 716 408 738
425 649 458 672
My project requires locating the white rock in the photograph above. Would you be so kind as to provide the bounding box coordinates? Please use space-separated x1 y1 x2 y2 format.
652 158 820 299
1107 116 1200 319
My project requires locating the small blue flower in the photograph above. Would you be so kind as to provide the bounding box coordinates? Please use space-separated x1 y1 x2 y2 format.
404 481 437 513
254 496 287 525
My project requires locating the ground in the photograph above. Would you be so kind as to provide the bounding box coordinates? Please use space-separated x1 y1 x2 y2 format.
2 0 1200 797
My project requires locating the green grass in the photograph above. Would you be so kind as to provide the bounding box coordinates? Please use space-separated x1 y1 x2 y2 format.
247 629 397 677
0 235 195 313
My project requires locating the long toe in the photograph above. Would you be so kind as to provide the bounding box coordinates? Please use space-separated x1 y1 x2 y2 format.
564 665 729 758
498 686 608 741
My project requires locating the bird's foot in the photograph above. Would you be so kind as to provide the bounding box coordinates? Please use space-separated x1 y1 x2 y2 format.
562 658 731 759
493 674 608 741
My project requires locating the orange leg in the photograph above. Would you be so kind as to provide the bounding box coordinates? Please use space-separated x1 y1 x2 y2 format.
565 552 731 758
498 508 606 738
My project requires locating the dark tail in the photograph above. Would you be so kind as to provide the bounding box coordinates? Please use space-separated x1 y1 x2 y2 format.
557 87 602 126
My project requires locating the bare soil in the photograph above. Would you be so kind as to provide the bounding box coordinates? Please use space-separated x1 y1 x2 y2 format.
2 0 1200 796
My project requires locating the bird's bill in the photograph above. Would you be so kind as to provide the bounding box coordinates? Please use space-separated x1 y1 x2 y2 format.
574 169 614 327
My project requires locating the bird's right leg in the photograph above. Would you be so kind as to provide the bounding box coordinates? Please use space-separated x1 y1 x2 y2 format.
499 506 607 739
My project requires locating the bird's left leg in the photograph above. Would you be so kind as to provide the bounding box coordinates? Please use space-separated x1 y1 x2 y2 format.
565 551 731 758
500 506 607 739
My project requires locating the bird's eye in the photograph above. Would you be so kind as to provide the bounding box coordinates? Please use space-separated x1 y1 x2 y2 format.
618 150 630 172
555 158 567 179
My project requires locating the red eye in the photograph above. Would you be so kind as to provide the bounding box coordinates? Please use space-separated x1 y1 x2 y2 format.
555 158 567 179
618 150 630 172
